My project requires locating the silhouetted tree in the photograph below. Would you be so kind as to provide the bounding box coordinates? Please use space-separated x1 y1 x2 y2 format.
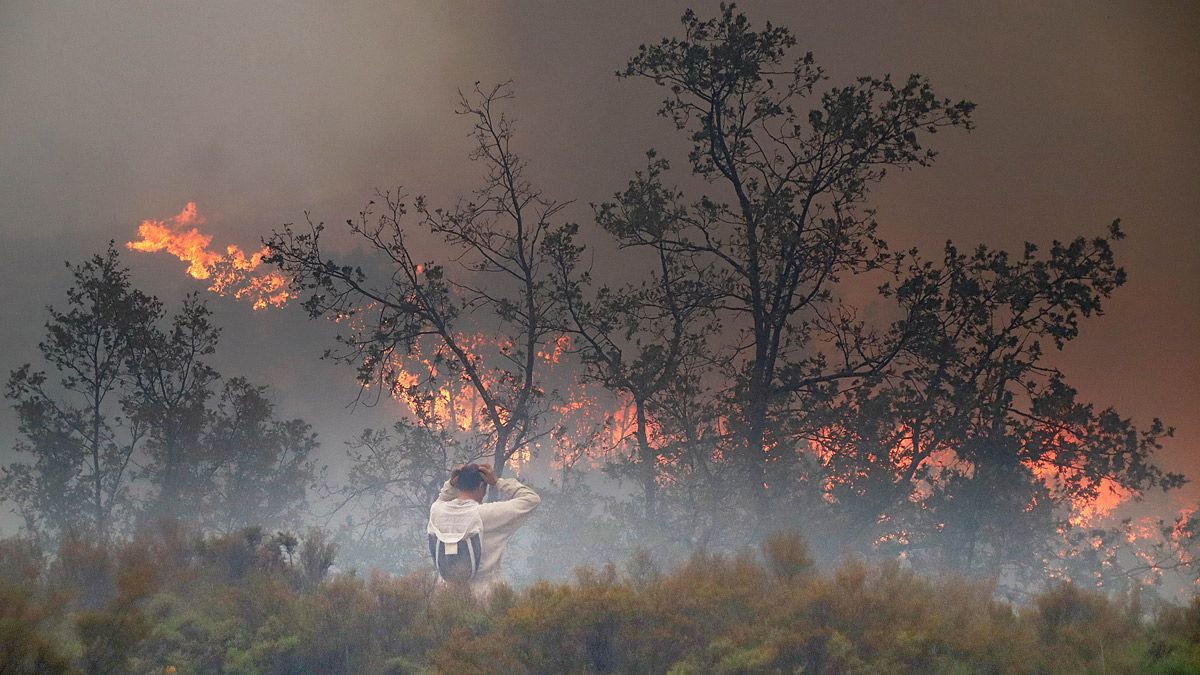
811 225 1185 581
267 83 578 477
2 244 158 543
548 153 721 523
3 247 318 543
127 293 220 522
615 5 975 513
198 377 318 534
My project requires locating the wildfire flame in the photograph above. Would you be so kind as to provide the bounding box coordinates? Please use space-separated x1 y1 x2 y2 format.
124 205 677 474
809 425 1134 530
1021 429 1136 528
383 334 597 472
387 336 489 434
1026 453 1132 528
125 205 1151 543
127 202 292 310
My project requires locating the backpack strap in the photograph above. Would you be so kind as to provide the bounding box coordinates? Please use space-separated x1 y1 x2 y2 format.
464 532 481 573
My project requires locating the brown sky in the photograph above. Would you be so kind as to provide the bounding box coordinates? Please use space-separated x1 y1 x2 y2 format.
0 1 1196 519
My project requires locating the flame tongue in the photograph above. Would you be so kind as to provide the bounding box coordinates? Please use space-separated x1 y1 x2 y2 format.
128 202 219 279
127 202 292 309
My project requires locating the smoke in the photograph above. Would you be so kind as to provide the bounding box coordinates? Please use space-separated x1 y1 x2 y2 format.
0 2 1197 595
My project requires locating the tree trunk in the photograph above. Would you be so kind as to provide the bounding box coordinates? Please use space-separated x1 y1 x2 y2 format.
634 397 657 522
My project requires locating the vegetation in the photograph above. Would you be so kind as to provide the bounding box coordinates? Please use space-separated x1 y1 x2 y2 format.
261 4 1191 592
2 5 1197 672
0 528 1196 674
1 245 318 548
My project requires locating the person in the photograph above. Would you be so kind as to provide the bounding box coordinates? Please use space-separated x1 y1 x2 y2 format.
427 462 540 598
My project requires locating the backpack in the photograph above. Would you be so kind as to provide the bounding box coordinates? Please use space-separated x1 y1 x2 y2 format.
427 502 484 583
428 530 482 583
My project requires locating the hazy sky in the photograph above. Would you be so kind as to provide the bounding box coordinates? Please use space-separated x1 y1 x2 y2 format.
1 1 1197 517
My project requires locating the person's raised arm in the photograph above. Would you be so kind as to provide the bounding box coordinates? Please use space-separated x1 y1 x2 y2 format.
437 465 465 502
477 464 540 533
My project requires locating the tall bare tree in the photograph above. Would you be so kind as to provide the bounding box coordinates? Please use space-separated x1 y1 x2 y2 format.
267 83 576 477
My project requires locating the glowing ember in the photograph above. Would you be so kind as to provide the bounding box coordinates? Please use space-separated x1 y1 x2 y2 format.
127 202 293 310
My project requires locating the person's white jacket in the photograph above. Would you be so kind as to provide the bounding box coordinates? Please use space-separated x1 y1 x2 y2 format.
428 476 540 597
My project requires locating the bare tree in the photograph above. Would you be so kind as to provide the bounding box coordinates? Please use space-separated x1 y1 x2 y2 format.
267 83 577 477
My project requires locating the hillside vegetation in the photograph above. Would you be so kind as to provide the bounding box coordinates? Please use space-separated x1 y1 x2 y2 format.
2 526 1196 674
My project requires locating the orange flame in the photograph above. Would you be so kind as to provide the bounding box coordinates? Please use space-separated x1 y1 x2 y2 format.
386 334 492 432
808 424 1134 528
537 334 572 364
1023 431 1135 527
383 334 560 472
127 202 293 310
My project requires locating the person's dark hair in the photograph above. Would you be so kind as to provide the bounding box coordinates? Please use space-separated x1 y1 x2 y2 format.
453 464 485 491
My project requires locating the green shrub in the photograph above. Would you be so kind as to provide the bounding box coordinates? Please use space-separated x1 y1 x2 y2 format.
3 529 1197 674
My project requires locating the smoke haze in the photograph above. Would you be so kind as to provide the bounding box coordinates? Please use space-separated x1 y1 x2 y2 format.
1 0 1197 534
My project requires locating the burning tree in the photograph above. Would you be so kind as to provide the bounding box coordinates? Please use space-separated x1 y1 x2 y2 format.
560 5 1186 577
603 6 974 531
809 227 1186 583
111 4 1185 589
266 83 578 478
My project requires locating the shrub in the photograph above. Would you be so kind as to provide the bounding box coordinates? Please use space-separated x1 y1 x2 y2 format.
3 529 1197 673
